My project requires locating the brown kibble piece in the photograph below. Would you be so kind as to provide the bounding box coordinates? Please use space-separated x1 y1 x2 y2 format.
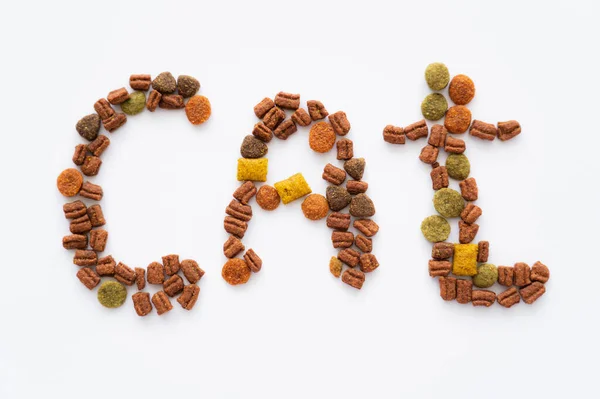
132 292 152 316
222 258 251 285
520 282 546 304
472 290 496 307
456 279 473 304
498 266 514 286
338 248 360 267
344 158 365 181
461 203 482 224
70 214 92 234
224 216 248 239
263 106 286 130
63 200 87 219
102 113 127 132
497 120 521 141
330 257 343 278
74 250 97 267
445 136 466 154
359 253 379 273
185 95 211 125
57 168 83 197
177 284 200 310
355 234 372 253
302 194 329 220
164 274 184 297
429 260 452 277
177 75 200 98
322 163 347 185
459 221 479 244
226 200 252 222
273 119 297 140
72 144 87 166
459 177 478 201
336 138 354 160
152 291 173 315
274 92 300 110
531 261 550 283
135 268 146 290
307 100 328 120
97 255 116 276
309 121 336 153
244 249 262 273
405 120 428 140
147 262 165 284
497 287 520 308
383 125 405 144
252 122 273 143
146 90 162 112
233 181 257 205
470 120 497 141
291 108 311 126
432 242 454 260
181 259 204 284
94 98 115 120
332 231 354 249
87 204 106 227
77 268 100 290
254 97 275 118
430 166 449 190
514 262 531 287
445 106 472 134
107 87 130 105
349 193 375 218
162 254 180 276
326 212 351 231
223 235 245 258
439 277 457 301
353 219 379 237
329 111 351 135
326 186 351 211
81 156 102 176
449 74 475 105
428 125 447 147
477 241 489 263
87 135 110 157
115 262 136 286
419 145 439 164
256 185 280 211
152 72 176 94
130 74 151 91
80 181 103 201
342 269 365 289
89 229 108 252
159 94 185 109
346 180 368 195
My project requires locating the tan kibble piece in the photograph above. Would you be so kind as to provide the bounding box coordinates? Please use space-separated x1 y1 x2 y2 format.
57 168 83 197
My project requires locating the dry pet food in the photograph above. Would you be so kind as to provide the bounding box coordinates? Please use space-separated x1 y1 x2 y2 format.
302 194 329 220
425 62 450 91
237 158 268 182
275 173 312 204
97 281 127 308
421 93 448 121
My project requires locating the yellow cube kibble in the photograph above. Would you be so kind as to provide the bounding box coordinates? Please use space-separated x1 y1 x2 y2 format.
237 158 268 182
452 243 479 276
274 173 312 204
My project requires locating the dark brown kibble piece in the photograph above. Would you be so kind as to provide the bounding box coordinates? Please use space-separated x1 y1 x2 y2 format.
97 255 116 276
177 284 200 310
428 125 447 147
223 235 245 258
102 113 127 132
349 193 375 218
332 231 354 249
224 216 248 239
70 214 92 234
147 262 165 284
87 135 110 157
459 178 478 201
432 242 454 260
326 212 351 230
273 119 297 140
520 282 546 304
355 234 372 253
72 144 87 166
94 98 115 120
132 292 153 316
307 100 328 120
326 186 351 211
159 94 185 109
274 92 300 109
429 260 452 277
531 261 550 283
291 108 311 126
329 111 351 135
263 106 286 130
456 279 473 304
226 199 253 222
254 97 275 118
135 268 146 290
164 274 184 297
74 250 97 267
152 72 177 94
497 287 520 308
383 125 405 144
76 114 101 141
77 268 100 290
359 253 379 273
353 219 379 237
497 120 521 141
146 90 162 112
63 201 87 219
419 145 439 164
162 254 180 276
107 88 129 105
498 266 514 286
252 122 273 143
459 221 479 244
244 249 262 273
336 138 354 160
344 158 365 181
115 262 136 286
152 291 173 315
439 277 457 301
87 204 106 227
430 166 449 190
477 241 489 263
338 248 360 267
177 75 200 98
347 180 368 195
233 181 257 205
80 181 103 201
472 290 496 307
445 136 466 154
63 234 87 250
514 262 531 287
405 120 428 140
130 74 152 91
342 269 365 289
323 163 347 185
461 203 482 224
181 259 204 283
81 156 102 176
470 120 497 141
89 229 108 252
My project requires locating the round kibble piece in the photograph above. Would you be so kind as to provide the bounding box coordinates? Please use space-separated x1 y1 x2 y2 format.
421 215 451 243
240 135 268 158
326 186 352 211
444 105 472 134
177 75 200 98
309 121 336 153
473 263 498 288
425 62 450 91
433 188 465 218
152 72 177 94
222 258 251 285
301 194 329 220
421 93 448 121
97 281 127 308
256 185 280 211
349 193 376 217
76 114 101 141
120 91 146 115
57 168 83 197
449 74 475 105
185 95 212 125
446 154 471 180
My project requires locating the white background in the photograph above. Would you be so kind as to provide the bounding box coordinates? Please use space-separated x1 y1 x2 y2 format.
1 0 599 398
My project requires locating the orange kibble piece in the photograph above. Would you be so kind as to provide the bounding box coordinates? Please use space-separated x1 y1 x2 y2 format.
57 168 83 197
185 95 211 125
444 105 472 134
301 194 329 220
449 74 475 105
309 121 336 153
222 258 251 285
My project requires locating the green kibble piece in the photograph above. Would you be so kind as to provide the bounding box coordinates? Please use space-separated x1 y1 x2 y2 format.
425 62 450 91
433 188 465 218
446 154 471 180
120 91 146 115
473 263 498 288
97 281 127 308
420 215 451 243
421 93 448 121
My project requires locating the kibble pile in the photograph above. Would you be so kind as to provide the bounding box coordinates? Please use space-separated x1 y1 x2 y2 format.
383 62 550 308
222 93 379 289
57 72 210 316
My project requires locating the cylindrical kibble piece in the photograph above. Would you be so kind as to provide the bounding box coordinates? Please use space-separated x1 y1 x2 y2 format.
456 279 473 304
152 291 173 315
181 259 205 283
243 249 262 273
531 261 550 283
514 262 531 287
177 284 200 310
439 277 457 301
328 111 351 135
498 266 514 286
132 292 153 316
341 269 365 289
